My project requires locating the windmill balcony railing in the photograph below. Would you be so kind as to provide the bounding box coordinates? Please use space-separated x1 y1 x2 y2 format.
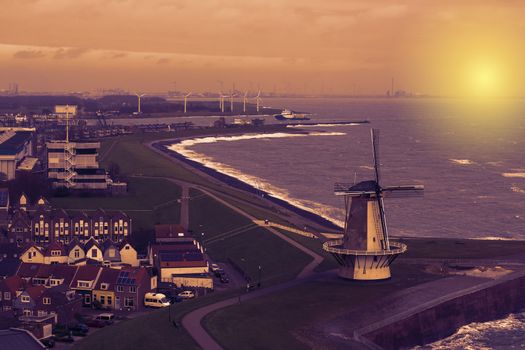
323 239 407 256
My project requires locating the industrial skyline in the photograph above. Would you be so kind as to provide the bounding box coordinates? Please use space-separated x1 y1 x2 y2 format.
1 1 525 97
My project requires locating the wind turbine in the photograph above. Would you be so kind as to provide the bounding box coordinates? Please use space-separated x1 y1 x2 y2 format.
243 91 249 113
229 91 237 112
219 92 227 113
134 92 146 114
256 90 262 113
184 92 192 113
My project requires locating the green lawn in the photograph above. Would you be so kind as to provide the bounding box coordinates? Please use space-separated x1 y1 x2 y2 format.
189 189 313 284
203 263 440 350
73 289 241 350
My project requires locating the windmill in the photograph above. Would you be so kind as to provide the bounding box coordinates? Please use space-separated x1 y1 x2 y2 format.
184 92 192 113
134 92 146 114
255 90 262 113
243 91 249 113
323 129 424 280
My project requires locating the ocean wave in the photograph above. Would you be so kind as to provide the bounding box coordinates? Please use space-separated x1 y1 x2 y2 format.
167 132 346 227
414 311 525 350
503 173 525 179
510 185 525 194
450 159 475 165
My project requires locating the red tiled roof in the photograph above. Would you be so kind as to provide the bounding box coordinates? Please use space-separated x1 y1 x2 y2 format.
70 265 101 288
0 276 24 293
94 268 120 290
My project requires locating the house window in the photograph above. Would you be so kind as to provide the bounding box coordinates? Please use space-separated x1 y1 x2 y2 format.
101 283 109 291
74 249 80 258
129 286 136 293
38 310 47 317
125 245 130 250
116 286 124 292
3 306 11 311
124 297 134 308
109 249 115 258
91 249 98 258
43 297 51 305
84 294 91 304
21 295 30 303
0 293 2 301
4 292 10 300
100 295 105 304
51 250 61 256
107 296 112 305
77 281 90 288
23 309 32 316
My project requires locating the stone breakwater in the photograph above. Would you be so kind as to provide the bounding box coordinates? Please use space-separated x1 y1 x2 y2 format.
357 269 525 349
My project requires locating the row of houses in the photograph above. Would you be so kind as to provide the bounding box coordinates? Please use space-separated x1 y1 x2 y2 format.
0 262 155 323
5 194 131 245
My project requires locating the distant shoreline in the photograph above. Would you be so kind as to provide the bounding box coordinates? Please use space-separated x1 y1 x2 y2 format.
150 129 343 231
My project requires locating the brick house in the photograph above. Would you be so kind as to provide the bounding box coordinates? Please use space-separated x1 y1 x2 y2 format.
69 265 102 307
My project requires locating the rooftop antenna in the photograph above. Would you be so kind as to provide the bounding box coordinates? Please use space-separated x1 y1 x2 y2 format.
134 92 146 114
184 92 192 113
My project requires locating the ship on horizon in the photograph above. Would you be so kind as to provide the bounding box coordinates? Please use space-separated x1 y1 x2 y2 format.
274 108 311 121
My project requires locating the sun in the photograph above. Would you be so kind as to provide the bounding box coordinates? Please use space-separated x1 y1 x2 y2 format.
466 61 502 97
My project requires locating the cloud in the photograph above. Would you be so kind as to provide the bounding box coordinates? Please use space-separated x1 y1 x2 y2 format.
13 49 45 59
53 47 89 59
157 57 171 64
112 52 127 59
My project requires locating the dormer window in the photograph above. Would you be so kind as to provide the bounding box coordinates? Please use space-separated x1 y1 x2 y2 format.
21 295 30 303
77 281 90 288
91 249 98 258
101 283 109 290
43 297 51 305
51 250 61 256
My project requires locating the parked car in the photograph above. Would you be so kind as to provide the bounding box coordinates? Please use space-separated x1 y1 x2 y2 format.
84 319 108 328
210 263 220 272
177 290 195 299
41 337 55 348
213 268 225 277
144 292 171 308
169 295 183 303
95 313 115 323
220 275 230 283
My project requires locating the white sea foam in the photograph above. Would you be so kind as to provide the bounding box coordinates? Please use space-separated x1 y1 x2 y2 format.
168 132 346 227
414 312 525 350
286 123 361 128
503 172 525 179
450 159 475 165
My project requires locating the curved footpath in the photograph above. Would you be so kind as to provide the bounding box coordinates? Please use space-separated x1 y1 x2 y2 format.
143 140 325 350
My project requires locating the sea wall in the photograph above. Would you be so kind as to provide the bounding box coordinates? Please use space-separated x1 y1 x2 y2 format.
358 270 525 349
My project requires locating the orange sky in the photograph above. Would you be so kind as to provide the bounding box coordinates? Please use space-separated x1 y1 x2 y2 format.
1 1 525 95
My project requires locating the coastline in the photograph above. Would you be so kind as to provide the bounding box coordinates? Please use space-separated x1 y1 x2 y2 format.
149 128 344 232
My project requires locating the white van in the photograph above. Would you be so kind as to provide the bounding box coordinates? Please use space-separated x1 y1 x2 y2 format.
144 293 170 308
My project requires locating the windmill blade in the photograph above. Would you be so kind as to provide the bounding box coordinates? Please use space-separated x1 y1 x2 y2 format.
371 129 381 185
377 196 390 249
382 185 424 198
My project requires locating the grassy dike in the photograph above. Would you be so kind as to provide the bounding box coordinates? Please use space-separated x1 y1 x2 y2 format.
73 130 318 350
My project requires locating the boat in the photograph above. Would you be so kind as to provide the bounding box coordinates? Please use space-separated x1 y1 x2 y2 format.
273 109 311 121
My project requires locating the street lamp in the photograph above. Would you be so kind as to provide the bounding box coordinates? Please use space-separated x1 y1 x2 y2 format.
258 265 262 288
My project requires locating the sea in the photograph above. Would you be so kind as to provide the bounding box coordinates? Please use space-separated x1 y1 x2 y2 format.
158 97 525 349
